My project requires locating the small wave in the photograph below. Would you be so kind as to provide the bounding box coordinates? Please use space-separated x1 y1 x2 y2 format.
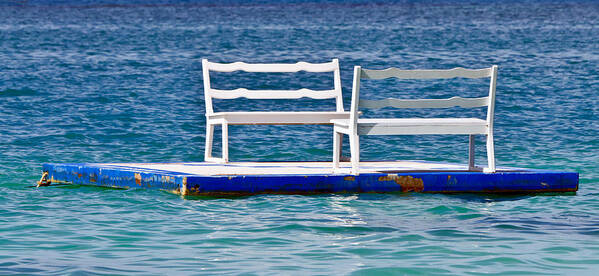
0 88 37 97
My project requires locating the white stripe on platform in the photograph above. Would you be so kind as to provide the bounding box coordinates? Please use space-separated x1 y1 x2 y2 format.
95 161 476 176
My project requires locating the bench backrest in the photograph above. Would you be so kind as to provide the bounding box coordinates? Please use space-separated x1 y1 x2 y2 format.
349 65 498 127
202 59 344 114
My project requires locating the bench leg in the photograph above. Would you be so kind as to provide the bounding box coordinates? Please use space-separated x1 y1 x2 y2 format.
333 131 342 170
205 122 215 161
468 134 475 171
349 134 360 175
338 134 344 161
222 122 229 163
484 132 496 173
205 122 230 163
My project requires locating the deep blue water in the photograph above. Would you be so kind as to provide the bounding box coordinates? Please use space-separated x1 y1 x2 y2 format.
1 0 598 274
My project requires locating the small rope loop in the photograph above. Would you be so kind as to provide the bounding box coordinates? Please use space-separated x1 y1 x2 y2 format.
37 172 50 187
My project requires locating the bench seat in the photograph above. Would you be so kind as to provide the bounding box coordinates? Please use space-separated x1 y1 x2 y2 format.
331 118 488 135
209 111 351 125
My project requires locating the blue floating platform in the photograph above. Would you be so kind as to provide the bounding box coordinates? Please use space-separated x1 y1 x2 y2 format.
40 161 578 195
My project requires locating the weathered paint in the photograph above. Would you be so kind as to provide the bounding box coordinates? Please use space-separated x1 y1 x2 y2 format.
43 163 185 192
40 162 579 196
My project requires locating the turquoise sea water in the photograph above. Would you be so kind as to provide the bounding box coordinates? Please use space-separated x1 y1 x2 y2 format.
1 0 598 274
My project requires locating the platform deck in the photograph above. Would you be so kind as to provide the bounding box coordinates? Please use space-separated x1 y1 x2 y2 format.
41 161 578 196
43 161 578 195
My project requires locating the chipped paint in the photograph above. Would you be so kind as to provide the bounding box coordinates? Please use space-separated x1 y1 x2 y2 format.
379 174 424 192
344 176 355 181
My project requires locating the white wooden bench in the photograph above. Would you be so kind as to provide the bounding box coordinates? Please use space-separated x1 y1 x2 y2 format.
332 65 498 174
202 59 351 163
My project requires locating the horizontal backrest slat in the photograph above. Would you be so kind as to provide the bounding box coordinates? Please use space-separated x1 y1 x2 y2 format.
359 96 490 109
203 58 344 113
209 88 339 100
361 67 492 80
205 60 339 73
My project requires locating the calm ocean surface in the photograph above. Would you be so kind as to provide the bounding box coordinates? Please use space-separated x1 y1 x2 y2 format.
1 0 598 274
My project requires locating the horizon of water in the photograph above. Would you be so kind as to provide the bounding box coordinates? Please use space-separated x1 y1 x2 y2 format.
1 0 598 274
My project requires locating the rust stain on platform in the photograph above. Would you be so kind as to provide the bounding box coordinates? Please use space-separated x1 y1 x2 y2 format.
379 174 424 192
135 173 141 185
181 177 188 196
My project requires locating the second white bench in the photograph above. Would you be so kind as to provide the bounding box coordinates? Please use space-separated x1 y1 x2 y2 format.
332 65 498 174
